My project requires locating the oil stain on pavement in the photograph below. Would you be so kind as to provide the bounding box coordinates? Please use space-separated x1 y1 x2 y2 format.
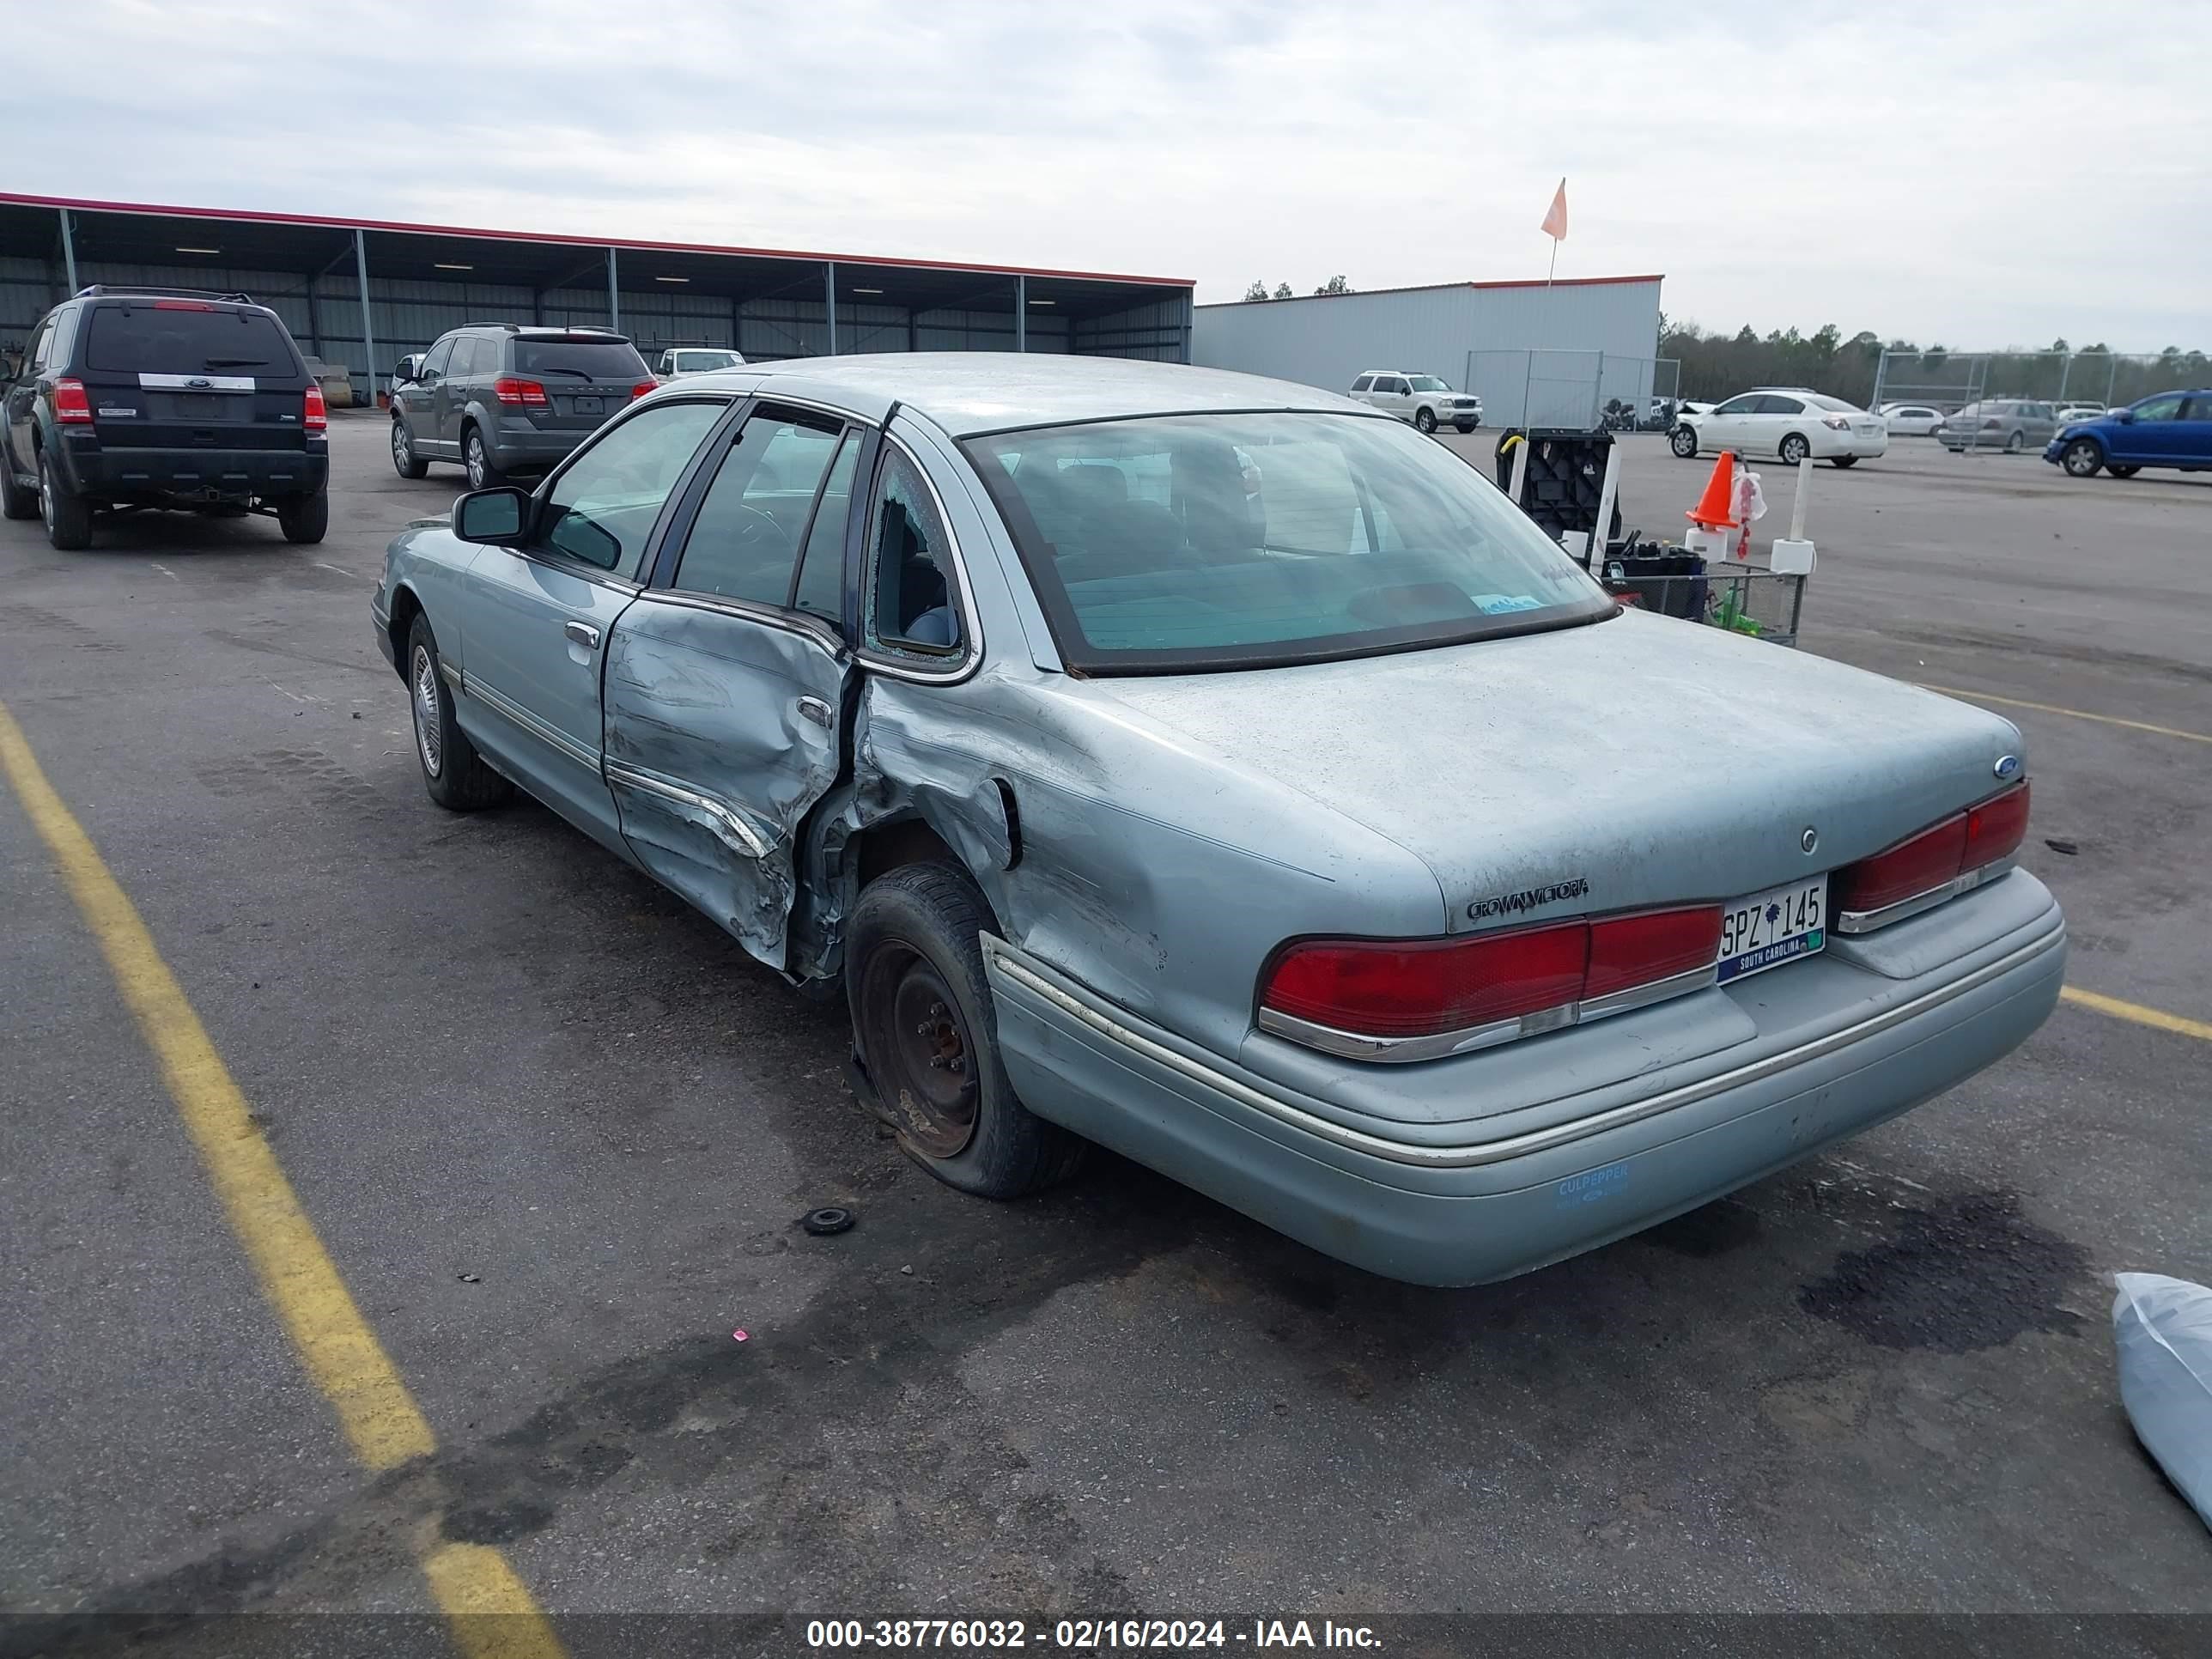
1796 1190 2091 1352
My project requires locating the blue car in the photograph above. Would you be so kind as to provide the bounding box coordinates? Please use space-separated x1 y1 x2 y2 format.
2045 389 2212 477
370 355 2063 1285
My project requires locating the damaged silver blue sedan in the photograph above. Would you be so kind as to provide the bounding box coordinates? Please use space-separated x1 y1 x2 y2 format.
371 355 2065 1285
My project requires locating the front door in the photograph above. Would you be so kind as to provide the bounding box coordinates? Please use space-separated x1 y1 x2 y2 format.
602 400 862 969
398 337 452 454
453 394 730 853
1702 393 1759 453
2114 392 2186 465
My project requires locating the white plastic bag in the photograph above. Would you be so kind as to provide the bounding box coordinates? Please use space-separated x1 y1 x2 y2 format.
2112 1272 2212 1533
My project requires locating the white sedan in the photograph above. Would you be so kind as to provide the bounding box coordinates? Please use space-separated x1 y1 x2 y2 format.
1673 389 1888 468
1878 404 1945 437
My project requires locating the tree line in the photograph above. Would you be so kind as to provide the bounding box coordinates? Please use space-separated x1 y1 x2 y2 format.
1661 316 2209 409
1243 276 1354 300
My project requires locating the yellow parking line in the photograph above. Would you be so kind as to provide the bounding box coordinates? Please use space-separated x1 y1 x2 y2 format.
0 701 565 1659
2061 986 2212 1043
1918 684 2212 746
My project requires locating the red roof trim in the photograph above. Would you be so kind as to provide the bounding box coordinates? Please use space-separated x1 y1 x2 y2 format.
1195 272 1664 308
3 191 1193 289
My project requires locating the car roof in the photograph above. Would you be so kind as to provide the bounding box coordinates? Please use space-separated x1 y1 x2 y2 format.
688 352 1373 436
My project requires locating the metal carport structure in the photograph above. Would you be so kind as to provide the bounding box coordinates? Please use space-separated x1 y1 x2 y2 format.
0 193 1194 404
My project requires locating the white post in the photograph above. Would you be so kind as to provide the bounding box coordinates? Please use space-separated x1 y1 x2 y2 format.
1771 455 1817 574
1506 435 1531 507
1590 441 1623 562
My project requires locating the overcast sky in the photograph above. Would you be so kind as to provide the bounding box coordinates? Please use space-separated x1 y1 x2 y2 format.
19 2 2209 349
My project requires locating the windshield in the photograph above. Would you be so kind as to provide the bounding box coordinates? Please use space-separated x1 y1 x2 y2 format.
513 339 649 380
84 304 300 377
1407 375 1452 393
963 411 1613 674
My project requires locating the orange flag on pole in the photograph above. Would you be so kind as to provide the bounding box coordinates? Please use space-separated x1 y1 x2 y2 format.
1540 178 1569 241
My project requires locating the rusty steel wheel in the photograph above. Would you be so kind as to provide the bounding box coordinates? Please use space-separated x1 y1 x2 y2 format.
845 860 1085 1198
861 943 981 1159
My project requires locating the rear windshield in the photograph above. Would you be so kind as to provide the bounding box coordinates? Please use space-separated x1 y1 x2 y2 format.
676 349 743 371
964 411 1613 674
1802 392 1860 413
83 304 301 377
513 339 649 380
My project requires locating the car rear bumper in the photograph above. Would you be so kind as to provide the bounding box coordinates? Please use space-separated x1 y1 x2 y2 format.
54 436 327 502
982 878 2064 1285
487 421 592 470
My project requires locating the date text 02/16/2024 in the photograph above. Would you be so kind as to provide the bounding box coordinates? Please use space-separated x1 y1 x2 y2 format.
804 1618 1382 1649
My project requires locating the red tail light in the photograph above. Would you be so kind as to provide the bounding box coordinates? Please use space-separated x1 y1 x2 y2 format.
493 376 549 407
1833 781 2027 930
630 380 655 400
155 299 214 311
53 379 94 424
303 383 328 432
1260 904 1723 1057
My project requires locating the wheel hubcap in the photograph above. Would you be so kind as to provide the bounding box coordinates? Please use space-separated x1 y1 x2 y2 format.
865 947 979 1159
466 439 483 485
39 464 52 529
411 643 443 777
393 425 410 466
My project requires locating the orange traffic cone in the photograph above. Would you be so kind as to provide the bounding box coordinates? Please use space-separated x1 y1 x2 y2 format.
1686 451 1740 530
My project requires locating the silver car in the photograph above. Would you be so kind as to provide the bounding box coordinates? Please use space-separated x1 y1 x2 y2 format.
370 355 2063 1285
1941 398 2061 453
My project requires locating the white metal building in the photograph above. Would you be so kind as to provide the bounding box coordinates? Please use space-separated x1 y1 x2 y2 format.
1192 275 1664 428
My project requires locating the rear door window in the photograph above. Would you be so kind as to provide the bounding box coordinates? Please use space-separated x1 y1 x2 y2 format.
792 432 861 626
669 409 846 606
863 447 963 659
82 305 300 378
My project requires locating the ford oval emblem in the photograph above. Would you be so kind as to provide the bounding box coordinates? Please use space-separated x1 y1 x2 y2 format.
1994 754 2022 780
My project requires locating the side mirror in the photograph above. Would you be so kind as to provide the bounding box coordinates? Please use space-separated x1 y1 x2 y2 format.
453 486 529 544
392 356 418 383
2115 408 2135 424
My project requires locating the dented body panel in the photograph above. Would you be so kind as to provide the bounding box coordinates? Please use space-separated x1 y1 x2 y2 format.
374 353 2063 1285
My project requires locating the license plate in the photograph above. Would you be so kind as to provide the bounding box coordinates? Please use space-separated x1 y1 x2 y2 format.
572 396 603 416
1717 875 1826 984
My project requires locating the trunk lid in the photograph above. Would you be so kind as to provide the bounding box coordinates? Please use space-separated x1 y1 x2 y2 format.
1092 609 2023 932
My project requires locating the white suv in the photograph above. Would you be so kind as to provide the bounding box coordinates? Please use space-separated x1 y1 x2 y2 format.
1350 371 1482 434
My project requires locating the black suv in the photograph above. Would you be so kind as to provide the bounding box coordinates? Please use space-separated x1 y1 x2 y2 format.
2 286 330 549
388 325 654 488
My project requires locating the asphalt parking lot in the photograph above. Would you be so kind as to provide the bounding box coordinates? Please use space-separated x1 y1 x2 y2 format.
3 414 2208 1647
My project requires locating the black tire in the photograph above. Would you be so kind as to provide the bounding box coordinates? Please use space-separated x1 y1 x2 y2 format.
1669 425 1698 459
406 617 512 811
277 489 329 544
1829 455 1858 469
1 460 35 520
2107 464 2141 478
39 452 93 550
1413 406 1437 435
1778 434 1811 466
848 861 1085 1199
2004 430 2025 454
2060 438 2104 478
391 418 429 480
463 425 502 490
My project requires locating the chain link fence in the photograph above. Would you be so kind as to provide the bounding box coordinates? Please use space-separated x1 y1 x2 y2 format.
1466 350 1680 431
1871 349 2201 422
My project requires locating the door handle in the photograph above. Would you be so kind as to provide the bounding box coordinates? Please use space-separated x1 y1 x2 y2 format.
796 696 834 729
564 621 601 650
